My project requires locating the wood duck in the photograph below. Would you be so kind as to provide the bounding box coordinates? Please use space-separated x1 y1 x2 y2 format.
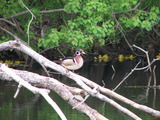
60 49 85 71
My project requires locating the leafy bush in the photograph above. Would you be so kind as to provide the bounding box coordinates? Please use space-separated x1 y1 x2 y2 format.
38 0 160 50
0 0 160 51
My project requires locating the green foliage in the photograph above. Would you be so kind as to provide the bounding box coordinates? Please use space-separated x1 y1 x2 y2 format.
0 36 10 44
120 6 160 31
0 0 21 17
38 0 160 50
0 0 160 51
0 0 66 50
38 28 61 48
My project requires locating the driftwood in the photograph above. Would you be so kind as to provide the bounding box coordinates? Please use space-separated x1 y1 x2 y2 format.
0 40 160 120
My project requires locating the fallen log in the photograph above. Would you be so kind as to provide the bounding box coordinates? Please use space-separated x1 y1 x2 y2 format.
0 40 160 119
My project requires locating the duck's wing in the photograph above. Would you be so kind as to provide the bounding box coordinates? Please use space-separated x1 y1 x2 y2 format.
60 57 76 66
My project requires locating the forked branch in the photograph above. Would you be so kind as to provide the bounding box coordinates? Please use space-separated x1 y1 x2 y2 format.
0 63 67 120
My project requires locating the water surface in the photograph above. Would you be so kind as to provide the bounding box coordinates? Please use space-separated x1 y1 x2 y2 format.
0 61 160 120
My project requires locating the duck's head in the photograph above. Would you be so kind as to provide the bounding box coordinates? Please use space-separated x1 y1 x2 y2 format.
75 49 85 56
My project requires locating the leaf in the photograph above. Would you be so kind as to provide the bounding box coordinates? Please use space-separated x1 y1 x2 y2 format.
141 21 152 31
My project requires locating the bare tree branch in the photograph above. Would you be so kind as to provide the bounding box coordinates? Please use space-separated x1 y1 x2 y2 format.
112 13 135 53
0 63 67 120
5 9 68 19
19 0 36 45
153 65 157 86
0 18 16 27
1 40 160 119
113 61 141 91
0 27 21 40
130 0 144 11
133 44 152 72
153 27 160 36
14 84 22 98
0 64 108 120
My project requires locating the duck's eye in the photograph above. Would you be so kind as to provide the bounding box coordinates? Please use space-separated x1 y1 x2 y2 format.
76 51 79 55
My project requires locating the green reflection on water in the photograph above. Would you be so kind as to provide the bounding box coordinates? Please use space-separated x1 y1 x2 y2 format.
0 82 88 120
0 81 159 120
1 61 160 120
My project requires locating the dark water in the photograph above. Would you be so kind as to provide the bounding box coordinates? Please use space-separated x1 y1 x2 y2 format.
0 61 160 120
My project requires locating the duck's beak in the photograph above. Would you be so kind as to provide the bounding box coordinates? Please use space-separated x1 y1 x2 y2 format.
81 50 86 54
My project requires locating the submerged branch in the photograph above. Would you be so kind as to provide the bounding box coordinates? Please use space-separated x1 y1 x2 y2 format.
113 61 141 91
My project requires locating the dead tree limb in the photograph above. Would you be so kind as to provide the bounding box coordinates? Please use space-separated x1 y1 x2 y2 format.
133 44 152 72
0 64 108 120
4 9 68 19
0 63 67 120
113 61 141 91
0 40 160 119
